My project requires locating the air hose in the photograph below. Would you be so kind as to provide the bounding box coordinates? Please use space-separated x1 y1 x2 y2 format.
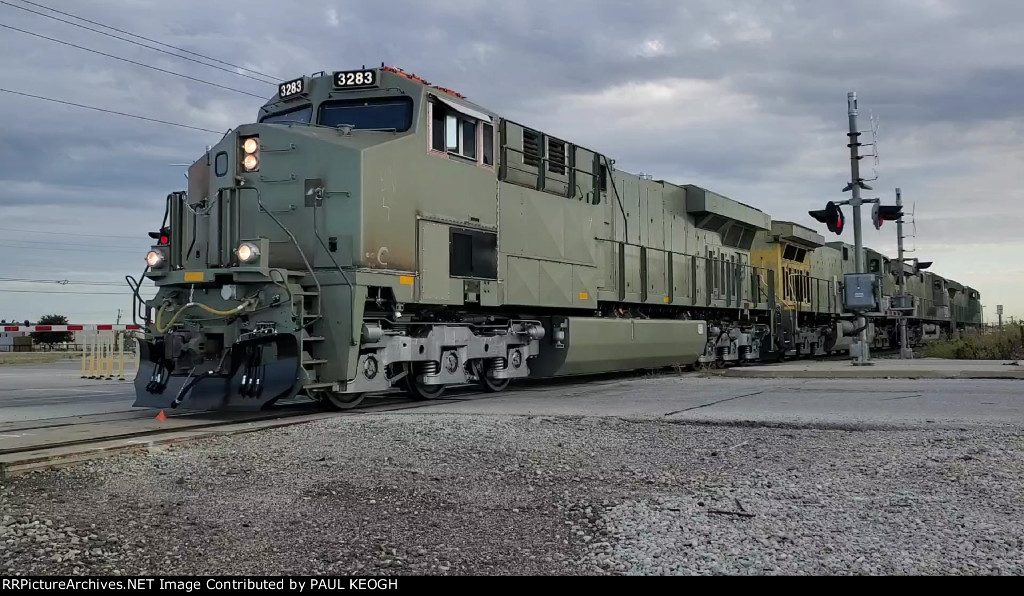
155 300 253 333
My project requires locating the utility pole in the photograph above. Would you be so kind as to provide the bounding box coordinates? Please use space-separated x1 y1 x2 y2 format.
895 188 912 359
845 92 871 366
116 308 122 325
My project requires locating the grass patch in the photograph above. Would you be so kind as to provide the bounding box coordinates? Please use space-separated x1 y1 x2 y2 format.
924 324 1024 360
0 351 83 365
0 352 62 365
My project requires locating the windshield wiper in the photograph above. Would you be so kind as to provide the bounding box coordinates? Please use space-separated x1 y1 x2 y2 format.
331 123 399 134
264 120 343 131
266 120 400 134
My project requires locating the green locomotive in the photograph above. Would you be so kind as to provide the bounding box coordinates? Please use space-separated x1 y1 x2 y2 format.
132 66 979 411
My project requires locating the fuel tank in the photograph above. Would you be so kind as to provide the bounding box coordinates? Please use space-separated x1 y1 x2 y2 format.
529 316 706 377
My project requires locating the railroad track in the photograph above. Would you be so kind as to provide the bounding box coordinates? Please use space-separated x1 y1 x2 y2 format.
1 357 888 478
0 389 489 478
0 365 705 479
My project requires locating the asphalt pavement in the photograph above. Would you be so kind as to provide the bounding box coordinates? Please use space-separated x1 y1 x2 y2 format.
417 375 1024 428
2 361 1023 429
0 360 138 422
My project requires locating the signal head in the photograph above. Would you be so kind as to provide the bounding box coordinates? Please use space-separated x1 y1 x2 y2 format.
810 201 844 235
148 228 170 245
876 205 903 228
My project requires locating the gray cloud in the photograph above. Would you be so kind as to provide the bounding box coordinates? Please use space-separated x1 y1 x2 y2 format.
1 0 1021 321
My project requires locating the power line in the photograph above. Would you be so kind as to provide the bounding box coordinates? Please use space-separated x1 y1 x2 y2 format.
0 22 268 99
0 288 146 296
0 241 135 253
0 237 143 248
0 237 143 250
15 0 282 82
0 1 278 86
0 227 142 240
0 88 222 133
0 277 127 286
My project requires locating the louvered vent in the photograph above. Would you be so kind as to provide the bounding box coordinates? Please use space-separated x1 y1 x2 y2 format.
523 129 541 168
547 138 566 174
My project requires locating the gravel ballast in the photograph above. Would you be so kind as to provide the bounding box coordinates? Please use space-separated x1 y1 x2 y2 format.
2 413 1022 575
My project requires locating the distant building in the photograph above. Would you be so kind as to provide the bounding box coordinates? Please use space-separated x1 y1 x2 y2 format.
0 329 32 352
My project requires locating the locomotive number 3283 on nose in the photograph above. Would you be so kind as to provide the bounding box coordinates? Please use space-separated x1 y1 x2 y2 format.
333 70 376 88
278 78 305 98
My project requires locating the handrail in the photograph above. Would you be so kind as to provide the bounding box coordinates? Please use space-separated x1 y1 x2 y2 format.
602 156 630 244
501 144 597 179
610 239 774 277
312 194 354 291
125 272 147 326
237 186 323 326
500 141 624 231
609 241 774 307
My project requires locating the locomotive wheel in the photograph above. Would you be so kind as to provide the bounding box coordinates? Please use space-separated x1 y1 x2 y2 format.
472 360 511 393
318 390 365 411
400 364 445 400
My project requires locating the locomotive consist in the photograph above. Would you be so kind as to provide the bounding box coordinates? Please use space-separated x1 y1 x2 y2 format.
131 66 982 411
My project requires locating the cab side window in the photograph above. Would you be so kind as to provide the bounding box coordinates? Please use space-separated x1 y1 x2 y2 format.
482 123 494 167
430 100 493 167
431 101 472 156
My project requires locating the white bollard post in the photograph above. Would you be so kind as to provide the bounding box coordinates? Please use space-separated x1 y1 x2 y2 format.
80 334 90 378
87 334 99 379
105 333 115 380
117 332 126 381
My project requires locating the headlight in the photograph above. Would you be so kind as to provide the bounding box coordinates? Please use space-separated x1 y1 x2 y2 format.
236 242 260 263
145 249 165 268
240 135 259 171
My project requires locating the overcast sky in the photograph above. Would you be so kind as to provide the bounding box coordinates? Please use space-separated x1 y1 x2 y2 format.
0 0 1020 324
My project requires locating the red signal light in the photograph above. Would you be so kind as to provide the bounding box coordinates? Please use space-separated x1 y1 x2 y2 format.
149 227 171 245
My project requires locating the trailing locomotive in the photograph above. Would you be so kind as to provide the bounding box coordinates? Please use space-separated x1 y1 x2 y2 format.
131 66 981 411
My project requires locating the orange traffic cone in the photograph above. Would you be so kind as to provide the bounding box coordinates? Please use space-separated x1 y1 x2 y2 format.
155 410 167 422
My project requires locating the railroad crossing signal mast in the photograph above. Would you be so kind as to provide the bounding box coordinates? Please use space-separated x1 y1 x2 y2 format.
841 92 873 366
808 93 908 365
892 188 912 358
806 93 874 365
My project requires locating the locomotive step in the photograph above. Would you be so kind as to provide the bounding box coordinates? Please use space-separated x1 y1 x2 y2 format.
302 336 326 342
302 359 329 366
302 382 337 390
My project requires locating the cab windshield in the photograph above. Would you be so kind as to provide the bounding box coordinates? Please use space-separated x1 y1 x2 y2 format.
318 97 414 131
260 105 312 124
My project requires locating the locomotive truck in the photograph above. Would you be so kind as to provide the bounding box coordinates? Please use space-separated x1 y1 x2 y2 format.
131 66 981 411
